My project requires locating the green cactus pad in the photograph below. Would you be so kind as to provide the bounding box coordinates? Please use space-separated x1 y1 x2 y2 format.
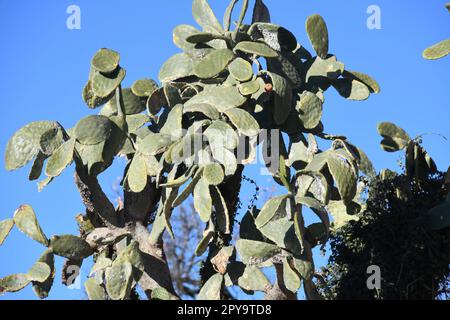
226 262 270 291
228 57 254 82
184 103 220 120
224 108 260 137
84 277 106 300
326 200 359 229
91 48 120 74
192 0 224 34
186 32 226 44
74 115 113 145
326 153 357 202
238 79 261 95
205 120 239 150
203 163 225 186
28 152 47 181
235 239 281 265
105 260 133 300
377 122 411 152
39 127 64 156
195 229 214 257
255 195 289 229
31 249 55 299
82 80 114 109
50 235 94 260
193 49 235 79
0 219 14 246
305 14 329 59
131 79 158 98
45 138 75 178
138 133 173 156
197 273 223 300
127 153 148 193
185 85 247 113
91 67 126 98
234 41 278 58
306 56 344 81
173 24 199 51
344 70 380 94
27 262 51 283
264 71 293 125
110 88 147 115
194 177 212 222
292 257 314 280
333 78 370 101
210 145 237 176
159 53 195 83
5 121 60 171
297 92 323 129
283 257 301 293
249 23 298 52
423 39 450 60
13 205 48 246
0 274 30 293
146 87 166 115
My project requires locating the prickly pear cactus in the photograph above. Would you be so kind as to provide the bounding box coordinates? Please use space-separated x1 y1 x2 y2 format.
423 3 450 60
2 0 380 300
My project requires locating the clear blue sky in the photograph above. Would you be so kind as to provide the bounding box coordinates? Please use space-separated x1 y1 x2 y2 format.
0 0 449 300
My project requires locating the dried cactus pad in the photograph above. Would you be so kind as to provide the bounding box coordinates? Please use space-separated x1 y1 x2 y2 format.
91 48 120 74
74 115 113 145
5 121 60 171
305 14 329 59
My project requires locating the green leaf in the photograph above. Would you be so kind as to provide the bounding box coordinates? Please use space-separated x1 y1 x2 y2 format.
0 274 30 293
305 14 329 59
194 177 212 222
226 262 270 291
84 277 107 300
203 163 225 186
423 39 450 60
159 53 195 83
45 138 75 178
27 262 51 283
234 41 278 58
0 219 14 246
185 85 246 113
255 195 289 229
91 67 126 98
74 115 113 145
197 273 223 300
229 58 254 82
224 108 260 137
194 49 235 79
192 0 224 34
32 249 55 299
235 239 281 265
13 205 48 246
127 153 148 193
297 92 323 129
50 235 93 260
377 122 411 152
105 260 133 300
5 121 60 171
